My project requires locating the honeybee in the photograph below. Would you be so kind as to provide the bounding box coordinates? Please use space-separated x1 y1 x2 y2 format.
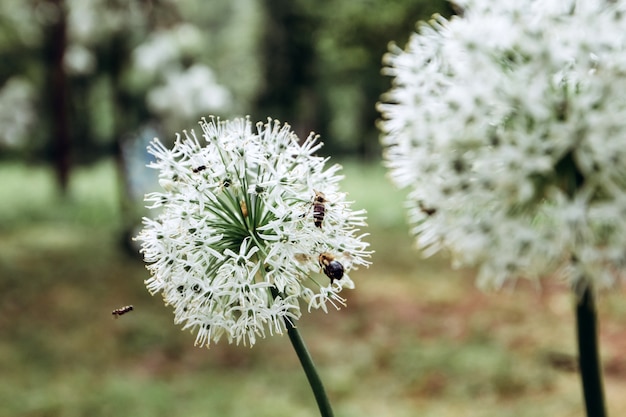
318 252 344 283
192 165 206 173
312 190 327 228
112 305 134 318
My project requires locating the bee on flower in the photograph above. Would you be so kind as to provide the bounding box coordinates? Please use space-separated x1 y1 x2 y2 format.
136 117 371 347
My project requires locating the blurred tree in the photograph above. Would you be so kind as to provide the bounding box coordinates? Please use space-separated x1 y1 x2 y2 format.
254 0 319 139
1 0 252 253
42 0 70 193
0 0 252 161
0 0 40 155
1 0 453 165
1 0 453 251
253 0 454 158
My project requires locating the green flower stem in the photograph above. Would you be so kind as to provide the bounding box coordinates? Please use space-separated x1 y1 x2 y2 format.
575 282 607 417
272 288 334 417
285 317 335 417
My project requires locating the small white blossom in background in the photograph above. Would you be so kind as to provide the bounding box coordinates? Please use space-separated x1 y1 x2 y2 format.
379 0 626 289
0 77 36 148
136 117 371 347
66 0 145 46
131 24 204 80
129 25 231 127
147 65 232 122
63 44 97 75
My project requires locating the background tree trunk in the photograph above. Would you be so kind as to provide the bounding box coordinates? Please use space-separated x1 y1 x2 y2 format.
44 0 71 194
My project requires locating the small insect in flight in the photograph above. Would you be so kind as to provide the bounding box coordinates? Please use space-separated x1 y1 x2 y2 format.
318 252 344 283
192 165 206 173
312 190 328 228
112 305 134 319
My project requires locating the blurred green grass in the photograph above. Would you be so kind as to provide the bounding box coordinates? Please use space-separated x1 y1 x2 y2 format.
1 159 626 417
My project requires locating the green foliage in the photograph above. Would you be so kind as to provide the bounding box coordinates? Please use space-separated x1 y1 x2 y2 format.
310 0 453 156
393 337 552 399
1 0 452 162
254 0 453 156
0 160 118 229
340 160 408 230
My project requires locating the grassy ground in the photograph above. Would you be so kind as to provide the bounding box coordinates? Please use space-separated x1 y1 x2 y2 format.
1 159 626 417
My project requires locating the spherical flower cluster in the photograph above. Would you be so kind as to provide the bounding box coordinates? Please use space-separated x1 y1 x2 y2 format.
136 117 370 347
379 0 626 289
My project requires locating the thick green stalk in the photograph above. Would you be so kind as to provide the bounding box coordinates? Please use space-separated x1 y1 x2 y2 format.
272 287 334 417
575 282 607 417
284 317 334 417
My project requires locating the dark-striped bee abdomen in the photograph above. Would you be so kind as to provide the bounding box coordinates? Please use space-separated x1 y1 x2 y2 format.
112 305 134 318
313 191 327 228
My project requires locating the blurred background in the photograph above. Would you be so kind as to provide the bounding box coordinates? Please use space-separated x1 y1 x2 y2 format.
2 0 626 416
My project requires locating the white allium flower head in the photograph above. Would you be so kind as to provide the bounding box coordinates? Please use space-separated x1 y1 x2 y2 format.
137 117 371 347
379 0 626 289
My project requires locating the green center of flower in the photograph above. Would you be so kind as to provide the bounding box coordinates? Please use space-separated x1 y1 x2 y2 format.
207 178 272 254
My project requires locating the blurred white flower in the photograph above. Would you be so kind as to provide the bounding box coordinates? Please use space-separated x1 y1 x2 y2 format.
132 24 204 79
379 0 626 289
63 44 96 75
147 65 232 121
1 0 41 46
0 77 36 147
137 117 370 346
67 0 145 45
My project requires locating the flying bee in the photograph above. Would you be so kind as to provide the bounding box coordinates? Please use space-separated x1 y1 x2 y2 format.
312 190 328 228
318 252 344 283
112 305 134 319
192 165 206 173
